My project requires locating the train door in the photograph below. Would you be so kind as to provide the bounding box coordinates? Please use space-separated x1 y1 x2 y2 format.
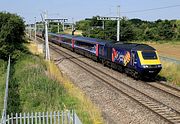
131 51 137 67
107 47 111 61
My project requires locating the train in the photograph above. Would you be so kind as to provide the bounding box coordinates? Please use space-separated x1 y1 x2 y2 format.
37 32 162 79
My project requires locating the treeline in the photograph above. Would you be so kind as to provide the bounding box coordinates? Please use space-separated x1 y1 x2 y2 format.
0 12 26 61
76 16 180 42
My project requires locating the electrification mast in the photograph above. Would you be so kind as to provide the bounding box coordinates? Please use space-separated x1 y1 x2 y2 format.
97 5 121 42
42 11 68 60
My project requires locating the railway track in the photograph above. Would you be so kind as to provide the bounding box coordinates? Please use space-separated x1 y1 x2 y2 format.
160 82 180 92
49 43 180 124
37 36 180 98
146 82 180 100
36 36 180 123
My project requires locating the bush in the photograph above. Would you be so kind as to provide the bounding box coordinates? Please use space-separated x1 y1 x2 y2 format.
0 12 26 61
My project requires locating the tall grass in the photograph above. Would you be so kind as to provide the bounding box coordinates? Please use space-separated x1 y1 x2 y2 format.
159 61 180 86
6 53 101 124
26 42 104 123
47 62 104 124
0 59 7 117
8 55 76 112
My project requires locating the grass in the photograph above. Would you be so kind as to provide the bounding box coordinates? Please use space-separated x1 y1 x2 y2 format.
6 54 94 123
47 61 103 124
0 59 7 117
159 60 180 86
130 40 180 44
28 42 103 123
3 41 104 124
8 55 82 115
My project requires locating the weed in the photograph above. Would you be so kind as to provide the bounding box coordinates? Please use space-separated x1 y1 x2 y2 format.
5 53 100 124
0 59 7 117
47 62 104 124
159 61 180 86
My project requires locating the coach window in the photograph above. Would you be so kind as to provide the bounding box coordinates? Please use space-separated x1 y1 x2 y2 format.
64 38 72 44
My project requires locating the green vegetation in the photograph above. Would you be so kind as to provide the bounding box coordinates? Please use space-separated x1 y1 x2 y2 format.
159 61 180 86
0 60 7 117
49 22 63 33
0 11 27 117
6 54 100 123
0 12 26 61
76 16 180 42
9 55 62 111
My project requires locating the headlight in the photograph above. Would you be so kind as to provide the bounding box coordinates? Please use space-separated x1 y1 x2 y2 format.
142 65 148 68
157 64 162 68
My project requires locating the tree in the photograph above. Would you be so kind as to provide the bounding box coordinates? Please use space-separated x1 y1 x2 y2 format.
0 12 26 61
174 20 180 40
90 16 103 27
76 20 91 31
120 17 135 41
156 20 175 40
76 15 180 42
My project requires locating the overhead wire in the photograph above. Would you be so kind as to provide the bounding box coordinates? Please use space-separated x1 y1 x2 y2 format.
122 4 180 13
102 4 180 17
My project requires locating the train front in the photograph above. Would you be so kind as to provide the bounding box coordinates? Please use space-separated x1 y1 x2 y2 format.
136 47 162 78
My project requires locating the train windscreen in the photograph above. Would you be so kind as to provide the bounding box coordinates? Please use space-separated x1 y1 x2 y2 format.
141 51 157 60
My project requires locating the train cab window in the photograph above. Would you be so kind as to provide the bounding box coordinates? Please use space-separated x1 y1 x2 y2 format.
141 51 157 60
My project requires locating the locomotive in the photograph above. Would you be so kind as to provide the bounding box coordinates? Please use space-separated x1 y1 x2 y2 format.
38 32 162 79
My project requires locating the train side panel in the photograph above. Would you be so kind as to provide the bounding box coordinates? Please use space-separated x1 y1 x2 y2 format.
111 48 131 67
60 37 73 51
74 40 98 60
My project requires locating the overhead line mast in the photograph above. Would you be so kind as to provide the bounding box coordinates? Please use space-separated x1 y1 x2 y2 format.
42 11 68 61
117 5 120 42
97 5 121 42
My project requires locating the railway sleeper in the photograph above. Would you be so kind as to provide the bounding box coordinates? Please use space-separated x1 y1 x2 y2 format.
165 115 180 118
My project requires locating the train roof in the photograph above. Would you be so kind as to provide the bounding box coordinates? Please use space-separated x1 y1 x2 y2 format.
107 42 156 51
49 33 75 39
49 32 61 37
60 34 75 39
74 36 113 45
59 34 113 45
48 32 114 45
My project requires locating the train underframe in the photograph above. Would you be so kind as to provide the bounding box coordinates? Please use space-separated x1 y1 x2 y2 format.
100 58 141 79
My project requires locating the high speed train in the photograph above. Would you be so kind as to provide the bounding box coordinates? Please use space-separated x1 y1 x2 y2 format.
37 32 162 79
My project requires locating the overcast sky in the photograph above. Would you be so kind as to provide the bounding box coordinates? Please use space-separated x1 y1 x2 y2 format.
0 0 180 24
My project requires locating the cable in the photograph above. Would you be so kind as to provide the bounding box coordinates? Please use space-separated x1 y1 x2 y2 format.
122 4 180 13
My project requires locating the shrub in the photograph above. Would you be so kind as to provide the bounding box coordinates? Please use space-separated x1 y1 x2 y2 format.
0 12 26 61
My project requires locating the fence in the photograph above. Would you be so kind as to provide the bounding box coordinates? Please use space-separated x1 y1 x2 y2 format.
1 56 10 124
1 111 82 124
0 57 82 124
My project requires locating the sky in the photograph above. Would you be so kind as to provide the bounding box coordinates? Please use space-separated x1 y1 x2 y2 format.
0 0 180 24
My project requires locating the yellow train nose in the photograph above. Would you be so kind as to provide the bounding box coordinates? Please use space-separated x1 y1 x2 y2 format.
137 51 161 65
